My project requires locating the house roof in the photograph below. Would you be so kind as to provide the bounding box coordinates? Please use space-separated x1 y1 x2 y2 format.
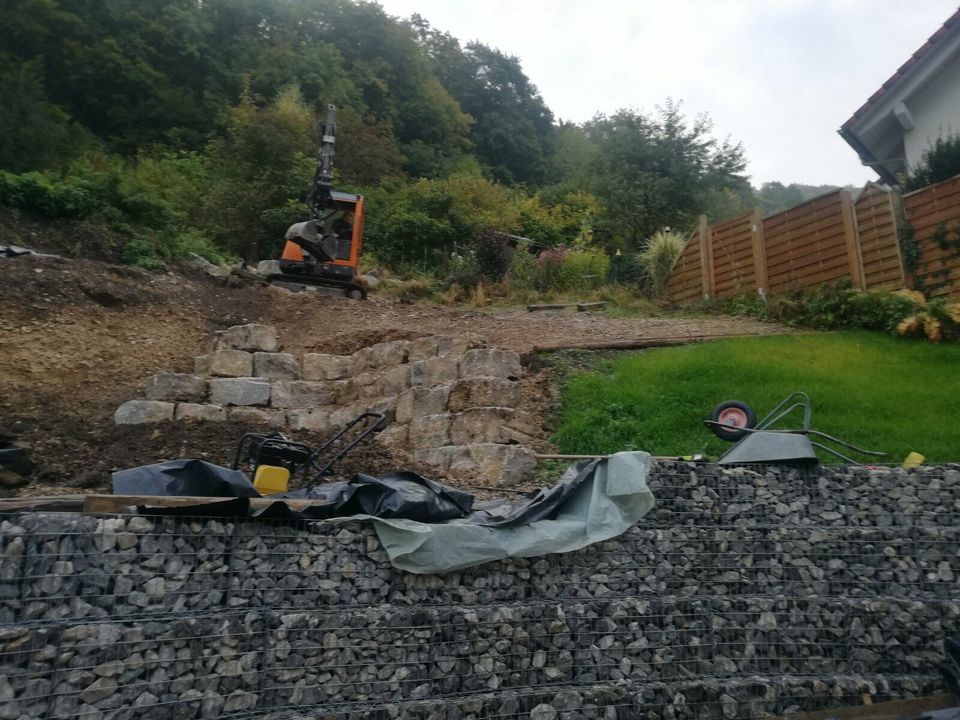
838 8 960 184
841 8 960 132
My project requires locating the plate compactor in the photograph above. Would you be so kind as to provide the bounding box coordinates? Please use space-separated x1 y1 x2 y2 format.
234 412 385 495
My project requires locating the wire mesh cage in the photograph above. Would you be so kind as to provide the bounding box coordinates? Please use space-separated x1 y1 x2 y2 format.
1 461 958 719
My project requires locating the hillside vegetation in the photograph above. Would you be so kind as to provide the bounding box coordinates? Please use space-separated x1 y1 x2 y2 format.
1 0 752 281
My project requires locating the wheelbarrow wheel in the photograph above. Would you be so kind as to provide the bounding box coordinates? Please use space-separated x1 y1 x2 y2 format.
709 401 757 442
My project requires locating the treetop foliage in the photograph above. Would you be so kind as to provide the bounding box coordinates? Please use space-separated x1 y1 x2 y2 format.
1 0 780 271
905 135 960 192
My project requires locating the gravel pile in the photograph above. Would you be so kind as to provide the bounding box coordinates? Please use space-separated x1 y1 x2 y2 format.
1 462 956 719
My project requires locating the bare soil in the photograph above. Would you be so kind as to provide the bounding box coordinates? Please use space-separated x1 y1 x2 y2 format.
0 248 784 499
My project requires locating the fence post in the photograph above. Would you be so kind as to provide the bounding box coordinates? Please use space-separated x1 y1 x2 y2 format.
697 215 714 299
840 190 866 290
750 210 768 298
888 189 908 288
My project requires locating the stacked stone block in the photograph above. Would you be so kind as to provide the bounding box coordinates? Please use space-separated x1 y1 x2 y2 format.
1 464 956 719
113 325 536 484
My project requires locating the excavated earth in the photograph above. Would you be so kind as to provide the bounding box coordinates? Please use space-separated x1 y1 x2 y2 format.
0 249 783 498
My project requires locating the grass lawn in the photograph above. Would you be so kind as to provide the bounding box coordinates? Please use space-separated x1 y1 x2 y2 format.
552 330 960 463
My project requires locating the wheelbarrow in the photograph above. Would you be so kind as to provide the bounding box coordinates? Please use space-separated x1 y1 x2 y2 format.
704 391 886 465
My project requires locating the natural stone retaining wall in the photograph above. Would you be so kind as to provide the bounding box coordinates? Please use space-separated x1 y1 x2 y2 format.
113 325 536 485
1 463 957 719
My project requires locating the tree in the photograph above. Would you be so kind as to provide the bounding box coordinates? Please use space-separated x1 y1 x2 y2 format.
310 1 472 176
755 181 805 215
204 86 315 261
334 110 404 186
905 135 960 191
411 18 556 185
0 55 93 171
583 100 747 246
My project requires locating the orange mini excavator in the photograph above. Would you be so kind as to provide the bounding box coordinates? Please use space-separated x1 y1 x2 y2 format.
267 104 367 299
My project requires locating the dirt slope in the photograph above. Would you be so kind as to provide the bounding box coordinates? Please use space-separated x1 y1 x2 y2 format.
0 253 782 496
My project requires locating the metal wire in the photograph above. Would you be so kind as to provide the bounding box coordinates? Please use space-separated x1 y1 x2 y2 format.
1 462 958 719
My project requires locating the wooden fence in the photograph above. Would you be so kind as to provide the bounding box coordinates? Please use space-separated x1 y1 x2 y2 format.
666 174 960 302
902 175 960 298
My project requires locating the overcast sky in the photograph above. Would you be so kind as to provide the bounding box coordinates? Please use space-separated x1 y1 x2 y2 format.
377 0 958 187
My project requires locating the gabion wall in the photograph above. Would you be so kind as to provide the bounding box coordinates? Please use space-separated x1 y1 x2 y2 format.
1 463 958 720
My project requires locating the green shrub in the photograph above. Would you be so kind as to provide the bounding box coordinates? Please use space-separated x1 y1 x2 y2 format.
473 227 513 283
715 281 948 339
175 229 232 265
531 246 610 291
507 248 538 291
559 248 610 291
534 246 566 290
361 174 602 272
362 174 518 269
120 235 167 272
0 171 101 218
845 290 922 333
718 294 767 318
608 251 643 286
758 282 918 333
514 191 600 246
637 230 685 297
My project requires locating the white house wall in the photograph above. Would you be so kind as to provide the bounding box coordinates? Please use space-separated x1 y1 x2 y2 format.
904 50 960 169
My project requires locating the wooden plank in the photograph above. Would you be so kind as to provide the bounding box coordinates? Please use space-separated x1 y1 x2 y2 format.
667 228 705 304
765 221 848 251
767 245 847 281
767 252 853 278
772 265 854 289
0 495 87 513
766 237 851 265
80 494 339 513
527 303 575 311
766 249 852 279
533 331 772 353
764 211 840 233
576 301 608 311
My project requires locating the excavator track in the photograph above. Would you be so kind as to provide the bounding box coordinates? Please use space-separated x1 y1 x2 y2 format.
265 273 367 300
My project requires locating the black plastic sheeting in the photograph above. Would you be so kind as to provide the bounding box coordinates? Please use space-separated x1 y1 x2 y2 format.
111 458 600 527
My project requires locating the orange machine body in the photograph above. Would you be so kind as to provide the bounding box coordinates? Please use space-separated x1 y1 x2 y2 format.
281 192 365 274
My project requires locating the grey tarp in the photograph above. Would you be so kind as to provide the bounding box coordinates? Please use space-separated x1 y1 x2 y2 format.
112 451 654 573
367 451 654 573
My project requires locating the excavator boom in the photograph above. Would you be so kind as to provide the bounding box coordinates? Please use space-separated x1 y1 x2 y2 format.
309 104 336 223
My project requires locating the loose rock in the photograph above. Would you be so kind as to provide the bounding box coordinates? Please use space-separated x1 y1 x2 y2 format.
114 400 175 425
216 324 280 352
